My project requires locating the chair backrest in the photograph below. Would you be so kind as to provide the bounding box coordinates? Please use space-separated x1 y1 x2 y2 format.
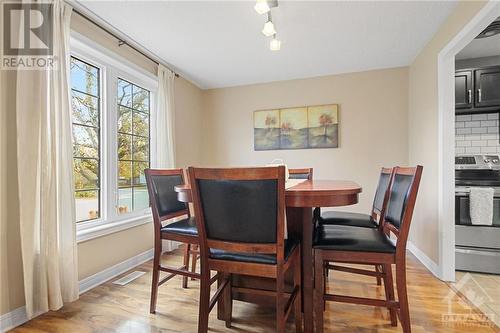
145 169 189 234
382 166 423 255
370 167 394 223
188 166 286 261
288 168 313 180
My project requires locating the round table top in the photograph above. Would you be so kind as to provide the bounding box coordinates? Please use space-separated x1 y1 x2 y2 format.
175 179 362 208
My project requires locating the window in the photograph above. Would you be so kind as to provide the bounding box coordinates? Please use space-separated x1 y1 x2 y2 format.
71 57 101 222
117 79 151 214
70 37 157 239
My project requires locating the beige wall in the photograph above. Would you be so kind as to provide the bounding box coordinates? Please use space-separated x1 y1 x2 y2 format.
408 1 487 264
0 12 204 316
202 68 409 213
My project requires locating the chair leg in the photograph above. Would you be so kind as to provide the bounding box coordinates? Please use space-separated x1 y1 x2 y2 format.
293 250 303 333
182 243 191 288
150 243 161 314
191 244 198 280
396 262 411 333
223 273 233 328
375 264 382 285
198 268 211 333
276 271 286 333
314 250 324 333
382 264 397 326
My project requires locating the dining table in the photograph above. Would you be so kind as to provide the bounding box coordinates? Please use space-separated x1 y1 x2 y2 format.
174 179 362 333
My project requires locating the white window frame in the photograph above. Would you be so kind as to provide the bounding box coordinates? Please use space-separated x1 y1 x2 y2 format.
71 32 158 242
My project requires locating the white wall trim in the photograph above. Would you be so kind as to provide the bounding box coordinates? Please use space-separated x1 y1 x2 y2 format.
408 241 440 278
78 248 154 294
436 2 500 282
0 306 29 333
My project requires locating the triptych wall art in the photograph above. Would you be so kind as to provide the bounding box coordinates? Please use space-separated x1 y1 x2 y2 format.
253 104 339 151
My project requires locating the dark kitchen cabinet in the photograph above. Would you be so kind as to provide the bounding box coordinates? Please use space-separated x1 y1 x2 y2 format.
475 67 500 108
455 65 500 114
455 70 473 109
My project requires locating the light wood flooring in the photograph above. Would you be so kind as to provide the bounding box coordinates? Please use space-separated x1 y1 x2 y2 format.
10 249 500 333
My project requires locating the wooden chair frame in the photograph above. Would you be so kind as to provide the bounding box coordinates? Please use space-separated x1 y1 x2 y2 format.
314 166 423 333
189 166 303 333
321 167 394 285
288 168 314 180
145 168 201 314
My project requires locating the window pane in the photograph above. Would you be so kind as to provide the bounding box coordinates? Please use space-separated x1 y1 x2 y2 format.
118 134 132 160
133 187 149 210
74 158 99 190
118 187 132 215
118 106 132 134
72 91 99 127
132 162 148 186
75 190 99 222
132 136 149 162
133 86 149 112
132 111 149 137
118 161 132 187
73 125 99 158
117 79 132 107
70 58 99 96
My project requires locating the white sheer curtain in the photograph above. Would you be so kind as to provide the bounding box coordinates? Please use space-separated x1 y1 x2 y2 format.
16 0 78 318
155 65 176 168
155 65 177 251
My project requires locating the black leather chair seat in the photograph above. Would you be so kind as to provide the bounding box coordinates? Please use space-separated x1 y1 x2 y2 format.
161 217 198 236
314 225 395 253
319 211 378 228
210 239 299 265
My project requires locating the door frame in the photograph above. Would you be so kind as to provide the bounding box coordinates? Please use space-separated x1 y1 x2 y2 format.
437 2 500 281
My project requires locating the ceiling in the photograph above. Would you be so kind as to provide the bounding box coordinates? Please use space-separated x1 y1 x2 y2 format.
78 1 457 89
456 33 500 60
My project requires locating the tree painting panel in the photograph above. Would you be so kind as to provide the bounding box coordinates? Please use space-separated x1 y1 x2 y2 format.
254 109 280 150
307 105 338 148
280 108 308 149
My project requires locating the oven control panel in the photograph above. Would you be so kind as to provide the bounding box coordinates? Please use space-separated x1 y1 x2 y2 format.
455 154 500 170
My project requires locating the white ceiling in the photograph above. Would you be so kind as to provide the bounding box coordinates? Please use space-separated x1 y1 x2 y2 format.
456 33 500 60
78 1 457 89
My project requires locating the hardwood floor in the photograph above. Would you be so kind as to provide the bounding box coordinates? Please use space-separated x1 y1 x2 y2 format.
11 248 500 333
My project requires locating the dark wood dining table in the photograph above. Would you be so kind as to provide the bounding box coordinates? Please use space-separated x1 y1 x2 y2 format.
175 179 362 333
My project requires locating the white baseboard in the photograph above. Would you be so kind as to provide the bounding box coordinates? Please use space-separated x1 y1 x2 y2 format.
79 248 154 294
1 306 28 333
407 241 441 279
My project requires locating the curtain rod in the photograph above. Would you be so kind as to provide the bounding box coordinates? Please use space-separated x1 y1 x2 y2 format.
72 8 180 78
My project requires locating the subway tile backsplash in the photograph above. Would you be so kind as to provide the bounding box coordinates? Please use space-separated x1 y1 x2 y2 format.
456 113 500 155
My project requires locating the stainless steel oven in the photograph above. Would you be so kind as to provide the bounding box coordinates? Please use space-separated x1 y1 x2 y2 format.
455 155 500 275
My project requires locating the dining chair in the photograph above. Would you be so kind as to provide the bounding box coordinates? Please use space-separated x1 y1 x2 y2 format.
315 167 394 285
313 166 423 333
288 167 313 180
188 166 303 333
145 168 201 314
314 167 394 228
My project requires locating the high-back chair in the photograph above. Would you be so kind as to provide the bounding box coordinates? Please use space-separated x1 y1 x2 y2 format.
288 168 313 180
316 167 394 228
188 166 302 333
313 166 423 333
145 168 201 314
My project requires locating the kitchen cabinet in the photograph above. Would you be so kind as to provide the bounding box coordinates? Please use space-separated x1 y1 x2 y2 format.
455 65 500 114
455 70 473 109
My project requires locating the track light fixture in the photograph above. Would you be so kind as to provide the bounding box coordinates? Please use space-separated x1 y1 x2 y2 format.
254 0 281 51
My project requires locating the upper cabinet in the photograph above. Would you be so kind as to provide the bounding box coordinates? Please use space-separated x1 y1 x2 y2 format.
455 70 473 109
456 65 500 114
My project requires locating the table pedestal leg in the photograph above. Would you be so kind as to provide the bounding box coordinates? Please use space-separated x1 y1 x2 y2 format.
288 207 314 333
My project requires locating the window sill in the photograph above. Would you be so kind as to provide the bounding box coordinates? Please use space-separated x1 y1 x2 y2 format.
77 214 152 243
